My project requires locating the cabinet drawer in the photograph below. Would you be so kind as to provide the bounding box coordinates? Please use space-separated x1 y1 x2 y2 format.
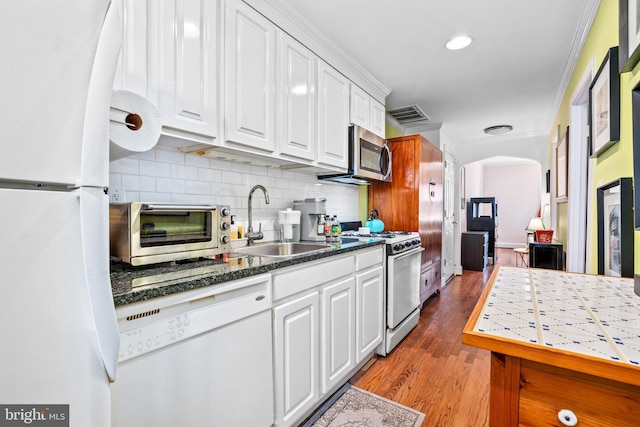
519 361 640 426
273 255 354 301
355 247 383 271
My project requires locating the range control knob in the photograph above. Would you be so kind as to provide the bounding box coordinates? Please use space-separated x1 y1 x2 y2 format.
220 207 230 217
220 221 230 230
393 244 403 252
221 235 230 244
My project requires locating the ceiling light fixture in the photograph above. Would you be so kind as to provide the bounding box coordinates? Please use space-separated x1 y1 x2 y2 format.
483 125 513 136
445 35 472 50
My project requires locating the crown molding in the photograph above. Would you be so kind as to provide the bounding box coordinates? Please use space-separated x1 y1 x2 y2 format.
544 0 600 131
242 0 391 103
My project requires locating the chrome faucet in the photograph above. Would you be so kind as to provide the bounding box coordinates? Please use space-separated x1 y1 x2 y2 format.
247 184 270 245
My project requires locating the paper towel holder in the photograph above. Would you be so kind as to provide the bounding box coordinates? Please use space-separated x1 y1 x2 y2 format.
110 106 142 131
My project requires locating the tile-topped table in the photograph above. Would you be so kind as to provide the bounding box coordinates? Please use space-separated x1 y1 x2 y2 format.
463 266 640 427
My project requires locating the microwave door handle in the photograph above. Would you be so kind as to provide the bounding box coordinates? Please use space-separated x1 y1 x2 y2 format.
142 204 216 211
380 144 392 180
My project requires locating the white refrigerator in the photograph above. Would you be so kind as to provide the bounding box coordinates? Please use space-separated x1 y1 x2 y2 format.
0 1 122 425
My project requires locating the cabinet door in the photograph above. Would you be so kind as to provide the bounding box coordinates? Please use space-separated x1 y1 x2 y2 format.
321 277 355 394
370 98 386 138
350 84 370 129
279 32 316 162
317 60 349 169
356 266 384 363
224 0 276 152
158 0 218 142
113 0 158 101
273 292 320 427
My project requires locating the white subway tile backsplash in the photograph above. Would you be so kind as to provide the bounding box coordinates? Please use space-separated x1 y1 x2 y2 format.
110 157 139 174
140 160 171 178
156 148 185 164
110 148 361 233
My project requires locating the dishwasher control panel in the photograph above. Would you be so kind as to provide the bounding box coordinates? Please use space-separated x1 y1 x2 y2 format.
115 274 272 363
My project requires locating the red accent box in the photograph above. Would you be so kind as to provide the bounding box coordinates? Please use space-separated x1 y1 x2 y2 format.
535 230 554 243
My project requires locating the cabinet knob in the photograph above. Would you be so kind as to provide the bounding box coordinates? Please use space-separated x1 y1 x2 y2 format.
557 409 577 426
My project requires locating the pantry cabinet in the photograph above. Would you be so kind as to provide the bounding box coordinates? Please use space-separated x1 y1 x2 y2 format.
223 0 276 153
369 134 443 305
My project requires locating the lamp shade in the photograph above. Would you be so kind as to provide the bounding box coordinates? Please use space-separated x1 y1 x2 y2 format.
526 217 545 231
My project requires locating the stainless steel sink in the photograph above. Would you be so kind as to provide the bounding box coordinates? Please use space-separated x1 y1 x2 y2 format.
231 242 331 258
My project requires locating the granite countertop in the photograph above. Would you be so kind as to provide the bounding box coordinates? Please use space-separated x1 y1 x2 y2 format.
111 238 383 307
463 266 640 386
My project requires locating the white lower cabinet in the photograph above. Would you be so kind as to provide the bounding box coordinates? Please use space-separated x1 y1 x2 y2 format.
321 277 356 394
273 291 320 427
272 247 384 427
356 265 384 363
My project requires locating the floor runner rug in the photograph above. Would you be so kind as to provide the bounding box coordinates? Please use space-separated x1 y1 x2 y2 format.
303 383 425 427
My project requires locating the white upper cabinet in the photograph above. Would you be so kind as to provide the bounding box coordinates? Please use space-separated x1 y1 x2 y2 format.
114 0 219 145
113 0 157 100
317 60 349 170
349 85 370 129
158 0 219 143
224 0 276 153
370 99 386 138
350 84 386 138
278 32 316 163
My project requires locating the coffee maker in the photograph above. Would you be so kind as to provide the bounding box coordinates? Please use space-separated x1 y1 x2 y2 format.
293 198 326 242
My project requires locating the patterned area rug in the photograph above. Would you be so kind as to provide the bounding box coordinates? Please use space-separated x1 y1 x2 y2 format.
303 384 425 427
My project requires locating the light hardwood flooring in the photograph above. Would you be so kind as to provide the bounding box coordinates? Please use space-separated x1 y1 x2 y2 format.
348 248 518 427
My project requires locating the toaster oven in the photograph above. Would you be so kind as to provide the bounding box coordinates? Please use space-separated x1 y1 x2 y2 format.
109 203 231 266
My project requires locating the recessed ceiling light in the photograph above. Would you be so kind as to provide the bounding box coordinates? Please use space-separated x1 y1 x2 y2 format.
445 35 472 50
484 125 513 136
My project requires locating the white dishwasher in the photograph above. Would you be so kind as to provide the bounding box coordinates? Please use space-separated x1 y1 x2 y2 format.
111 273 274 427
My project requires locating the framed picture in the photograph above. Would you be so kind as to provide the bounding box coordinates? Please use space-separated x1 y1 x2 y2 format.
597 178 633 277
556 126 568 200
589 46 620 157
633 81 640 228
619 0 640 72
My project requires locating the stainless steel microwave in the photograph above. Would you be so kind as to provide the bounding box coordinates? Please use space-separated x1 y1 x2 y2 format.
318 125 392 185
109 203 231 266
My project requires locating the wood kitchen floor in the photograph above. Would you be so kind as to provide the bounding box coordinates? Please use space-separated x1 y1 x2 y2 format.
348 248 518 427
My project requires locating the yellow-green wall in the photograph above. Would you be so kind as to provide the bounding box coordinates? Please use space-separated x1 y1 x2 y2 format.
357 123 404 223
551 1 638 274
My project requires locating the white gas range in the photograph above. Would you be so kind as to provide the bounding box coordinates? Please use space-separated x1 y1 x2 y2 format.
341 230 423 356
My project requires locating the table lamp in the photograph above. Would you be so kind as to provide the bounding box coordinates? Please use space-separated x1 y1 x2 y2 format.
526 217 545 242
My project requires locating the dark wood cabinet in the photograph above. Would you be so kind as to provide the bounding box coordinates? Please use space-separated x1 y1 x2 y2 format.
369 134 443 305
461 231 488 271
467 197 498 263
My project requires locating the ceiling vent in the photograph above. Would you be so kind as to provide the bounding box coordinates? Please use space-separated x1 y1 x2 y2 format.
387 105 429 124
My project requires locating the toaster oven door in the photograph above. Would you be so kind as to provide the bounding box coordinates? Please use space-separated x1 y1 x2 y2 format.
131 204 219 264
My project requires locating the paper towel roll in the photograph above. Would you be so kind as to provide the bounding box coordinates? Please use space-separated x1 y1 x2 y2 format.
109 90 162 161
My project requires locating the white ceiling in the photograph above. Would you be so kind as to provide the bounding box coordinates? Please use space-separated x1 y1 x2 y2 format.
274 0 601 144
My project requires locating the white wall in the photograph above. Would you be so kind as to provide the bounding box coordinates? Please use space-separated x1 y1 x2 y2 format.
483 163 541 247
109 147 360 242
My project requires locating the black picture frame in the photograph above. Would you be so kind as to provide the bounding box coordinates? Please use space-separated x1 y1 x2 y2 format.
589 46 620 157
619 0 640 72
633 81 640 228
556 126 568 200
597 177 633 277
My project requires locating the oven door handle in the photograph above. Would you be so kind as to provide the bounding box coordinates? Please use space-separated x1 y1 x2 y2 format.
142 204 216 211
391 247 424 260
